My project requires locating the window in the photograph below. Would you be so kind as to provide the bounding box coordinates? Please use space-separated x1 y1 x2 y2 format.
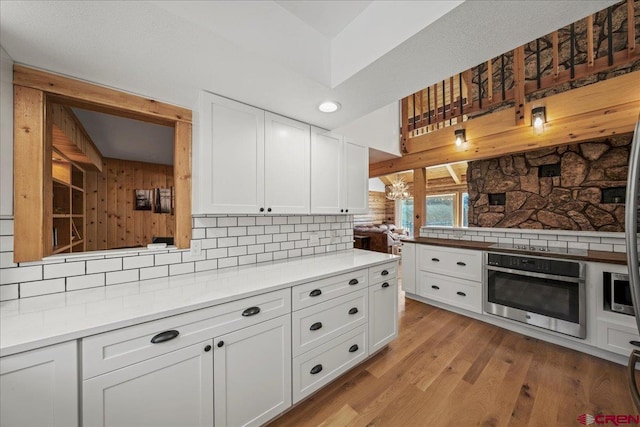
426 194 455 227
461 192 469 227
399 198 414 235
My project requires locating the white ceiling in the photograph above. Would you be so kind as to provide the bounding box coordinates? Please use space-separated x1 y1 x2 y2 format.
0 0 617 133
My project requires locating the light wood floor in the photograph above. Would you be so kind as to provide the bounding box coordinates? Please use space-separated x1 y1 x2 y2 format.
269 288 636 426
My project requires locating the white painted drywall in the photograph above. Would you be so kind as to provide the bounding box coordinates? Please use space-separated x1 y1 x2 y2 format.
1 46 13 217
369 178 385 192
333 101 400 157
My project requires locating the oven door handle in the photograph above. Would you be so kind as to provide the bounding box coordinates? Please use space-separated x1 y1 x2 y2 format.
485 265 581 284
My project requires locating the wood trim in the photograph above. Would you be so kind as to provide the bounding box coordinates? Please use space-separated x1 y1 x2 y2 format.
445 164 461 185
174 121 192 249
13 66 193 262
413 168 426 238
587 15 594 68
13 86 45 262
13 65 191 124
513 46 525 125
628 0 636 56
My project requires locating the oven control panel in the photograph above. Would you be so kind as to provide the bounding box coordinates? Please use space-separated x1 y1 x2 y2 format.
487 253 581 278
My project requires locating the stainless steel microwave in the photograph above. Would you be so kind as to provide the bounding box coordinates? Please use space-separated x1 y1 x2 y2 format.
611 273 634 315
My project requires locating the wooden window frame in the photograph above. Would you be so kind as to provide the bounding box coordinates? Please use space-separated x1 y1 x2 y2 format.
13 65 192 262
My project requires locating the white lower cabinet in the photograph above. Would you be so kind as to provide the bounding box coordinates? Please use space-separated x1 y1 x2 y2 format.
83 341 214 427
214 315 291 427
292 324 368 403
369 278 399 354
0 341 78 427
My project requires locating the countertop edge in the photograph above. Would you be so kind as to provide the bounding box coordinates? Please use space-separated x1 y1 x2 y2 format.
401 237 627 265
0 250 398 357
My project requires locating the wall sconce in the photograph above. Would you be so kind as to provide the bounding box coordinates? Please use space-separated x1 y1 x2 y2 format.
455 129 466 146
532 106 546 136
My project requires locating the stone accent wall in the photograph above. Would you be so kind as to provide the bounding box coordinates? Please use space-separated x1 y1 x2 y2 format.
467 134 632 231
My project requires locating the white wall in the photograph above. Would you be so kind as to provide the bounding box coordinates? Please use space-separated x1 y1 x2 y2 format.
368 178 385 192
332 101 400 157
0 46 13 217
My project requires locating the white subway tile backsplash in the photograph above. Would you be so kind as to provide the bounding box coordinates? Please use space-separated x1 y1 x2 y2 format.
578 236 601 243
287 216 301 224
191 228 206 239
280 241 295 251
238 217 256 226
154 252 182 266
568 242 589 250
264 225 280 234
280 225 294 233
140 265 168 281
193 217 217 228
0 284 19 301
589 243 613 252
287 232 301 241
273 251 288 260
0 220 13 236
272 217 287 225
256 252 273 263
238 236 256 246
228 246 247 257
1 265 42 285
601 237 625 245
206 228 227 238
206 248 227 259
301 216 314 224
201 239 218 250
238 254 256 266
181 251 206 263
614 245 627 253
217 217 238 227
557 235 578 242
301 247 315 256
256 234 273 244
0 235 14 252
106 269 139 286
295 240 308 249
273 234 287 243
20 278 65 298
248 244 264 255
195 259 218 272
170 262 194 276
218 237 238 248
44 261 85 279
288 249 302 258
228 227 247 237
294 224 307 232
66 273 105 291
0 252 16 269
265 243 280 252
256 217 272 226
87 258 122 274
247 226 265 236
218 257 238 269
123 255 154 270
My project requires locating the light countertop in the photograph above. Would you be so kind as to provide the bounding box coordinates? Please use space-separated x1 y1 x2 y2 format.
0 249 397 357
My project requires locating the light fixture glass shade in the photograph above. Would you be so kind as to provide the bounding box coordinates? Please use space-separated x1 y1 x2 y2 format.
455 129 466 146
386 175 410 200
532 106 546 136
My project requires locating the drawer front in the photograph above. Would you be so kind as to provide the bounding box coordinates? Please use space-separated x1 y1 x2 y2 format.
292 269 368 311
418 245 481 281
368 261 398 284
293 289 367 357
596 320 640 356
292 324 368 403
82 288 290 379
419 272 482 313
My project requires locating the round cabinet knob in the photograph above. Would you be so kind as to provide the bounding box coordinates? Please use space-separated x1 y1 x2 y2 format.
267 208 272 212
345 209 349 213
217 341 224 348
340 209 344 213
259 207 264 212
204 345 212 352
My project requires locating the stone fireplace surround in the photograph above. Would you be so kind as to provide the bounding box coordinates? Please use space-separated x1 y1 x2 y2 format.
467 134 632 232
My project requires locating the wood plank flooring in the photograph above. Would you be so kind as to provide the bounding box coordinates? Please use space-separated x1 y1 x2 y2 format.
269 287 636 426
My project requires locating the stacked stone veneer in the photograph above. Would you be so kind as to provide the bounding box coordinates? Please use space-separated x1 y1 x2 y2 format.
467 134 632 231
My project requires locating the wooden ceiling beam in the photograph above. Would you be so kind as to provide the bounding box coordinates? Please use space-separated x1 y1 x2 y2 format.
371 72 640 178
445 164 461 184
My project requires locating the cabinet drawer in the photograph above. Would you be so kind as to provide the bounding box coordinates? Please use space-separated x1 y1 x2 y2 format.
597 320 640 356
418 245 481 281
419 272 482 314
292 325 368 403
82 289 290 379
293 289 367 357
369 261 398 284
292 269 368 311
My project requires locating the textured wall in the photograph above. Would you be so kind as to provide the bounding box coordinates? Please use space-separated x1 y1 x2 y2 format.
467 134 632 231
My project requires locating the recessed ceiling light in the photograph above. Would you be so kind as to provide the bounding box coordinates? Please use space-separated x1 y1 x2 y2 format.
318 101 341 113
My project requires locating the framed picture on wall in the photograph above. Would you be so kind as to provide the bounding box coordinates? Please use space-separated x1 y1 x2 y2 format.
134 189 153 211
155 188 172 214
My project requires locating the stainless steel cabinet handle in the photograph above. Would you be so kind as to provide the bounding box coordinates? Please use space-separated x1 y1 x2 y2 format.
150 330 179 344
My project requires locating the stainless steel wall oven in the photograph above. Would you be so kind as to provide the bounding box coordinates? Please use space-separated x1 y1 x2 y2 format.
484 252 586 339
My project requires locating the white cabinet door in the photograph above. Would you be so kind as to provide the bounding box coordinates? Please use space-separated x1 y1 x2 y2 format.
214 315 291 427
310 127 343 214
343 139 368 214
369 279 399 354
264 112 310 214
83 341 214 427
1 341 78 427
199 92 265 214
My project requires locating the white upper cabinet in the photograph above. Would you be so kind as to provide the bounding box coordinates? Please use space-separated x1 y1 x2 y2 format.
196 93 311 215
343 138 368 214
310 128 368 214
310 127 343 214
264 112 310 214
198 92 265 214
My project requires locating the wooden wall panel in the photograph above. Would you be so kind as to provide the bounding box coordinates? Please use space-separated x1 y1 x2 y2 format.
85 158 174 251
354 192 388 226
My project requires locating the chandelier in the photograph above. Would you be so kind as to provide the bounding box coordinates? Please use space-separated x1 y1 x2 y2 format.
386 175 410 200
